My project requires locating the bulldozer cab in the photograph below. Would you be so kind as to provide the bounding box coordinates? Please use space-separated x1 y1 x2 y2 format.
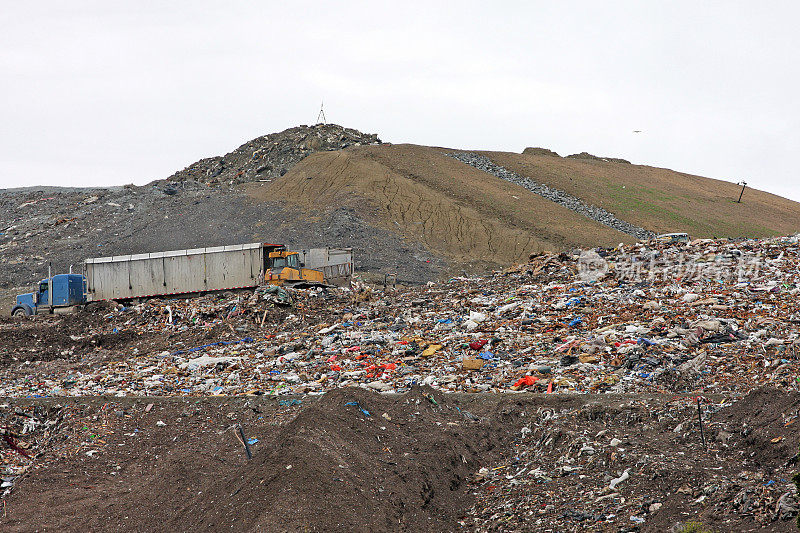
268 250 300 270
264 247 324 287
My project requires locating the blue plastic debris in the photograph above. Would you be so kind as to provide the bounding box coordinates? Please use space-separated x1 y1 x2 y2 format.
247 438 259 445
568 318 583 327
278 399 303 407
345 401 371 417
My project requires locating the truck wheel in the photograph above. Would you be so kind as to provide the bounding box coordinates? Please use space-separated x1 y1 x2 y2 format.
11 306 31 317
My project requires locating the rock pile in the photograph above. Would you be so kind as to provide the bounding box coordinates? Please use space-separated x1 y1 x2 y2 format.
166 124 381 186
448 152 653 240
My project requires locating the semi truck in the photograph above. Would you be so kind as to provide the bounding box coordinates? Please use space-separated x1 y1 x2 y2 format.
11 243 353 316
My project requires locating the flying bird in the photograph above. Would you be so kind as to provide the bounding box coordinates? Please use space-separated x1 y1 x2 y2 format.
632 130 642 133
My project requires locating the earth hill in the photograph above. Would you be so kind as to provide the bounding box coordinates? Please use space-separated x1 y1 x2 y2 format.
1 123 799 305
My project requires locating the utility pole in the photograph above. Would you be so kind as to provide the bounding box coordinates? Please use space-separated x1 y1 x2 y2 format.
736 181 747 203
316 101 326 125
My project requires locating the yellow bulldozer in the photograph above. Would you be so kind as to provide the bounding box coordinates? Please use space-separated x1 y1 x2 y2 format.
264 247 325 287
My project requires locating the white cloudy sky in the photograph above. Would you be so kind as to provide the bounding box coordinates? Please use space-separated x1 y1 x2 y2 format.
2 1 799 202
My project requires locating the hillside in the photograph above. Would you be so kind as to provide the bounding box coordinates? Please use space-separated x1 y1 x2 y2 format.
2 124 799 310
252 144 635 271
485 150 800 238
252 141 800 268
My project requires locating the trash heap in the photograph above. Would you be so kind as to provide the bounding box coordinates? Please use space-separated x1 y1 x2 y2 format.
0 403 76 499
2 235 799 398
467 388 800 531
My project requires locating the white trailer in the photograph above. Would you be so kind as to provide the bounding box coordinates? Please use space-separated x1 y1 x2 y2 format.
84 243 353 301
297 247 353 286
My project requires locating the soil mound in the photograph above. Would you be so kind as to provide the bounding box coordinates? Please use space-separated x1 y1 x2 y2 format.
566 151 631 164
522 146 560 157
4 123 800 310
717 387 800 469
166 386 506 532
487 149 800 238
260 144 634 270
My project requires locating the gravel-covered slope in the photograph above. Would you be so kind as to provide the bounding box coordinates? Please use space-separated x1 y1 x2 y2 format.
166 123 381 186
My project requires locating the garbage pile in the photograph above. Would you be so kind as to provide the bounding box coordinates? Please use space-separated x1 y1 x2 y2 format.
467 388 800 531
2 235 799 399
166 123 382 186
0 403 74 501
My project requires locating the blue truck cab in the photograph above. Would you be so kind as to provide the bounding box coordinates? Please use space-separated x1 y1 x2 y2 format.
12 274 88 316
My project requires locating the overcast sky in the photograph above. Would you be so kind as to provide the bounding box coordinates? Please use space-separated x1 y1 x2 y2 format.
2 1 799 202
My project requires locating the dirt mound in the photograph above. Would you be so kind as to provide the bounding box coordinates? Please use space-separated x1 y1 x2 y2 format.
258 144 635 270
487 149 800 238
4 123 800 310
566 151 631 164
716 387 800 470
0 313 113 363
166 124 381 186
641 388 800 532
464 389 800 532
166 386 505 532
4 391 800 532
522 146 560 157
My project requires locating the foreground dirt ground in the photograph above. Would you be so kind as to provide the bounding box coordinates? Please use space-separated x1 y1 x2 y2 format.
0 388 797 532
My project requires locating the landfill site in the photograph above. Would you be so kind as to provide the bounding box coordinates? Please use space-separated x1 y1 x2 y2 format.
2 125 800 532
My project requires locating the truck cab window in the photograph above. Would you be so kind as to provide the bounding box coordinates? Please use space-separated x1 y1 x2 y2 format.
39 282 48 293
272 257 287 269
287 255 299 268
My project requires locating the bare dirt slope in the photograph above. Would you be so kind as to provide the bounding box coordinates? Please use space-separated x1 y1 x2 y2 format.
485 150 800 238
252 142 800 269
255 144 636 271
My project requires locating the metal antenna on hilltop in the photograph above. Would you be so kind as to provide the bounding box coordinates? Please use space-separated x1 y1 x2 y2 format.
316 101 326 125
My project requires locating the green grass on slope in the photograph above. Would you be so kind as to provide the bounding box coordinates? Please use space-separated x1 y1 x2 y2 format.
482 151 800 239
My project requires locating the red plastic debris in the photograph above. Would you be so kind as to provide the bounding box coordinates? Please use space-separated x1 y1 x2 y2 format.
469 339 488 350
512 375 539 388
